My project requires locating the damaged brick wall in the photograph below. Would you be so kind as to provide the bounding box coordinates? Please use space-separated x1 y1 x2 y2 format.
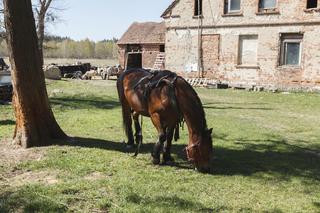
118 45 126 68
201 34 220 78
142 44 161 69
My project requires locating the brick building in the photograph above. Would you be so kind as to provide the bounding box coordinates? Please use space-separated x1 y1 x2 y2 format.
117 22 166 70
162 0 320 89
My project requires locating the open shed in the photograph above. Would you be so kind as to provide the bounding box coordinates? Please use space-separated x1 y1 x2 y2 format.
117 22 166 70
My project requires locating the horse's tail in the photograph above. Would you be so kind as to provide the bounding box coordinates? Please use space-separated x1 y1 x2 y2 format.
169 76 183 142
116 74 132 138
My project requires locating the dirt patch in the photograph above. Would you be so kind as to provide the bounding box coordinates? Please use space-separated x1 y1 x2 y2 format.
9 170 59 187
84 172 106 181
0 141 59 189
0 140 44 168
0 140 46 182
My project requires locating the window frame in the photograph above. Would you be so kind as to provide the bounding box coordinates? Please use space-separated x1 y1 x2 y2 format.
279 34 303 67
258 0 278 12
281 39 302 66
227 0 241 14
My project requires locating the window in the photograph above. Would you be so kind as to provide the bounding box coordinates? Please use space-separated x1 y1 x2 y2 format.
258 0 277 11
280 34 303 66
224 0 241 14
238 35 258 65
194 0 203 16
307 0 317 9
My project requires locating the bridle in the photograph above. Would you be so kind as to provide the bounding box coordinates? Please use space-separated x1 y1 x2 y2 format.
185 142 201 162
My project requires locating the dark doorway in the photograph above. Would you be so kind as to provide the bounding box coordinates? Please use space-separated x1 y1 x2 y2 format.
160 45 165 53
126 53 142 69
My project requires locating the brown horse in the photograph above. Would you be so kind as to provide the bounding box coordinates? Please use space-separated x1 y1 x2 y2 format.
117 69 213 172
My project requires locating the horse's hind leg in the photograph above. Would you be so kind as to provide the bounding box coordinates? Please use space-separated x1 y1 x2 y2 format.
133 112 143 146
126 113 135 149
163 128 175 165
150 113 166 165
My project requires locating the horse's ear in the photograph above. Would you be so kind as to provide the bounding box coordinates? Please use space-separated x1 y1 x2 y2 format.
208 128 213 135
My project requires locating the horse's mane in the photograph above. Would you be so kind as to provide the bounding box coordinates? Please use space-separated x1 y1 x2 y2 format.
178 77 208 131
124 68 151 75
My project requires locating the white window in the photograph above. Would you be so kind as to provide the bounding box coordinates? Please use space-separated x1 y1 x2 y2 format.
225 0 241 13
259 0 277 10
280 34 303 66
238 35 258 65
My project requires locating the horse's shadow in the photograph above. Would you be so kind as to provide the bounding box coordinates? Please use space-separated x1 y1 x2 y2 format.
59 137 320 181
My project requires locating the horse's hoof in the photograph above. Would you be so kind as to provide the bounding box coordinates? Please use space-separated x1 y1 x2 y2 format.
152 158 161 165
163 157 175 166
162 160 175 166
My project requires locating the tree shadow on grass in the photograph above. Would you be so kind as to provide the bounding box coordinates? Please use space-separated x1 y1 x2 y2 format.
123 191 212 212
60 137 320 181
50 96 120 110
0 120 15 126
313 202 320 210
202 102 273 110
213 146 320 181
0 191 67 213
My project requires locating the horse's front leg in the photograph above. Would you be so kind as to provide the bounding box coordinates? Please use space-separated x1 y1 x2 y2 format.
152 133 166 165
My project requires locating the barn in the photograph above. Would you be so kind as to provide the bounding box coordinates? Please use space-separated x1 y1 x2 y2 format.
117 22 166 70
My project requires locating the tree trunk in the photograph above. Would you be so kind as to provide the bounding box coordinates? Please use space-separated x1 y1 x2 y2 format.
4 0 67 148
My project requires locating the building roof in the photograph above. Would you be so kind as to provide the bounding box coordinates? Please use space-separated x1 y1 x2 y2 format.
117 22 166 45
161 0 179 18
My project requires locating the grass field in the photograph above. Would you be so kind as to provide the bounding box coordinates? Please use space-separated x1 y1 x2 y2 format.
0 79 320 212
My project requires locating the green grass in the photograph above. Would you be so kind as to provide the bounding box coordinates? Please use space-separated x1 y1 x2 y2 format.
0 79 320 212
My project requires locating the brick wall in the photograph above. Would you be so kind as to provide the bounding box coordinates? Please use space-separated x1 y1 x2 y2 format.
163 0 320 89
118 45 126 68
142 44 161 69
117 44 161 69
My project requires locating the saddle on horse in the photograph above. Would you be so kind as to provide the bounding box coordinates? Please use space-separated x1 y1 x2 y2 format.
133 70 178 100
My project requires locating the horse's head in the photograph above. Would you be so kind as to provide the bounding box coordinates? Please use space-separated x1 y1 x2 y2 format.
186 128 213 173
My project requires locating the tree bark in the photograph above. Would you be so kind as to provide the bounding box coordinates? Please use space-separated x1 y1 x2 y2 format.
4 0 67 148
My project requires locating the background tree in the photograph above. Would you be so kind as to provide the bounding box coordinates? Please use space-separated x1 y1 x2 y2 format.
0 2 4 31
34 0 54 65
4 0 67 148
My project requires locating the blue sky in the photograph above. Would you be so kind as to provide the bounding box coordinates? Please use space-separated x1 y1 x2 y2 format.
48 0 172 41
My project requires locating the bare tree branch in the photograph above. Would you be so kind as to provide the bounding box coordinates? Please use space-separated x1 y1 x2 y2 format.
32 0 65 65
